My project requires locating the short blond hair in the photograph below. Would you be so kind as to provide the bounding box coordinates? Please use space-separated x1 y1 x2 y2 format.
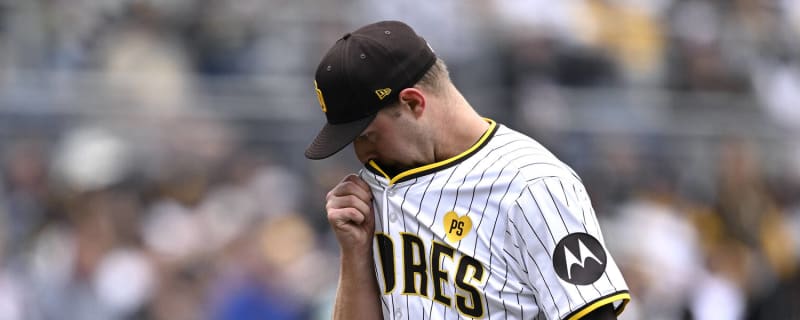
414 58 450 93
382 58 450 116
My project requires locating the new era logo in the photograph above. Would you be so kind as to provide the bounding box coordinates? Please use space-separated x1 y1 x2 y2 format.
375 88 392 100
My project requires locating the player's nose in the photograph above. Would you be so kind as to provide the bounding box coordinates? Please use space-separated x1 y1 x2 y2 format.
353 141 377 164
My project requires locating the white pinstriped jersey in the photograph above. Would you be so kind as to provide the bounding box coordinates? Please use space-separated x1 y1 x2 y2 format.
360 120 630 320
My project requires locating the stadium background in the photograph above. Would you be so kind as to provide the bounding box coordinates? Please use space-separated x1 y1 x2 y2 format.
0 0 799 319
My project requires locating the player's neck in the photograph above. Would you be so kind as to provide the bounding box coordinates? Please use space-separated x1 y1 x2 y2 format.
432 94 490 162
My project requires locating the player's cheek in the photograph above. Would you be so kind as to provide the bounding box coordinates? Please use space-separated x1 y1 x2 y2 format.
352 140 372 163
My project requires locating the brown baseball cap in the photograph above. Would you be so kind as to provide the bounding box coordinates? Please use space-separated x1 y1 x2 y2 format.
305 20 437 160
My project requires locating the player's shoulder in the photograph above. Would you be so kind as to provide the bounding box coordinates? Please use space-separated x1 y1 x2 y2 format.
490 124 582 185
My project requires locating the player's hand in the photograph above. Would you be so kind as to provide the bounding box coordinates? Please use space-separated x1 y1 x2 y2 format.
326 174 375 254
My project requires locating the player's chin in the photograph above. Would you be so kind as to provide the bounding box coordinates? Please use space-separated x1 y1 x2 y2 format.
354 151 376 164
359 157 376 165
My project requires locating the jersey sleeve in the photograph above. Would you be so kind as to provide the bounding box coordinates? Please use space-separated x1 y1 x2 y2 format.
504 176 630 320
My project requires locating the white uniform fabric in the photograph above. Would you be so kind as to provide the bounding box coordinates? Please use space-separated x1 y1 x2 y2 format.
360 120 630 320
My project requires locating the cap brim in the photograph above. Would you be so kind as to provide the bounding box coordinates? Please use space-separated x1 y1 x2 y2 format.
305 114 376 160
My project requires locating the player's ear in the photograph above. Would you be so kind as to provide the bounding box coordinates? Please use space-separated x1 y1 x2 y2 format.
398 88 425 119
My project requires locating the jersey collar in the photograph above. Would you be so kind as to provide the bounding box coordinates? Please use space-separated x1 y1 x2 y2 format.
366 118 497 186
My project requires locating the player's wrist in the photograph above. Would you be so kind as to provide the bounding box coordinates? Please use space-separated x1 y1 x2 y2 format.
339 241 374 260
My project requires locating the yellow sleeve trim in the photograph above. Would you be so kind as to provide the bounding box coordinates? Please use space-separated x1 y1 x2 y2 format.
566 292 631 320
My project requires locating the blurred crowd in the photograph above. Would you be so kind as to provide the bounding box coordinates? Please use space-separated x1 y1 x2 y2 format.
0 0 799 319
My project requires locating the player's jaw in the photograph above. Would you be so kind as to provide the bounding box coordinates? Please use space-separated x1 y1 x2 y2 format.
353 105 432 172
354 139 422 174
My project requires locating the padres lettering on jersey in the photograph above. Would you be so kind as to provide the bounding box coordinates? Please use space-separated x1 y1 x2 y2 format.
361 119 630 320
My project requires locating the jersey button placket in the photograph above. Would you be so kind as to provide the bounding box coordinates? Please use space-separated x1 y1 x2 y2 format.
385 186 399 222
382 187 393 227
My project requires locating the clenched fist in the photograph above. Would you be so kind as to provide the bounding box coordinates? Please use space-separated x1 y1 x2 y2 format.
326 174 375 255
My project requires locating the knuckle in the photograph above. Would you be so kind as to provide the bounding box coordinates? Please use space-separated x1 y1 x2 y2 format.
347 195 368 208
327 209 345 222
340 180 355 190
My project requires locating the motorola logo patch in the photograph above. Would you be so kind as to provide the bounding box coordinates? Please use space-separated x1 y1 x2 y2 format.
552 233 607 285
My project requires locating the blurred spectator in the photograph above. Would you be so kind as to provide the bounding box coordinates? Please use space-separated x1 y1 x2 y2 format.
664 0 751 92
752 59 800 129
603 180 704 319
1 139 51 255
208 214 329 320
575 0 667 84
184 0 260 75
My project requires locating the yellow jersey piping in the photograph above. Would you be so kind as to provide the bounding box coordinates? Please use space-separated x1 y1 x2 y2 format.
367 119 497 186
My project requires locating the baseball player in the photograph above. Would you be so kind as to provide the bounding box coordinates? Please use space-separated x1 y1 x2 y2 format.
306 20 631 320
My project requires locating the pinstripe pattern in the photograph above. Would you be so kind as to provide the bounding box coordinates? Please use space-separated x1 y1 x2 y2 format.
363 122 629 319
